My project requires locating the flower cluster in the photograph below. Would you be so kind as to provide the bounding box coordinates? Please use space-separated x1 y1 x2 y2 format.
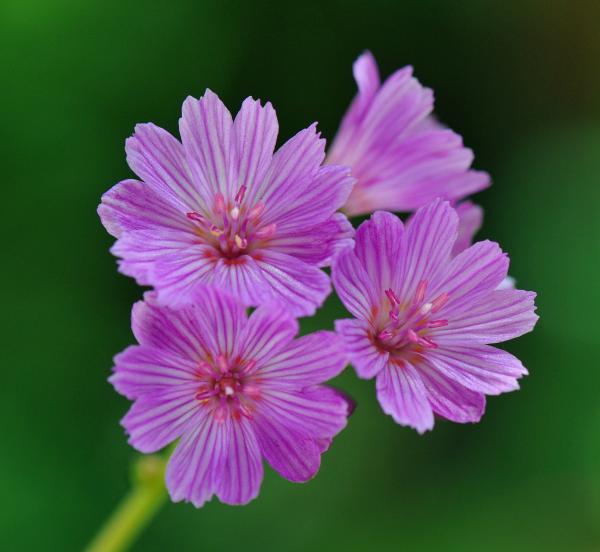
99 51 537 506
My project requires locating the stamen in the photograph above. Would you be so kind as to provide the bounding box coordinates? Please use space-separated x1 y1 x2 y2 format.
234 235 247 249
420 303 432 315
378 329 393 341
414 280 427 305
407 329 420 343
216 355 229 374
248 201 265 220
230 206 240 221
389 310 399 322
214 193 226 214
431 293 449 313
241 359 257 375
385 289 399 306
196 359 213 375
186 211 207 225
223 385 235 396
427 319 448 329
420 336 438 349
255 223 277 239
234 185 247 204
209 224 223 236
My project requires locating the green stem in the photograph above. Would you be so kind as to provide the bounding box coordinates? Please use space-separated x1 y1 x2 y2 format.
84 453 169 552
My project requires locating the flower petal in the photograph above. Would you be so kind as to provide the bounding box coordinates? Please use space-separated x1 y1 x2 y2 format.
332 248 379 320
125 123 205 210
151 244 219 307
110 345 197 400
121 386 200 453
236 303 298 366
353 210 404 295
254 249 331 317
417 358 486 423
264 164 354 231
375 361 434 433
131 294 215 360
425 344 528 395
254 387 349 482
453 200 484 256
207 255 268 307
335 318 388 379
428 240 510 318
166 413 230 508
432 289 538 345
396 199 457 300
268 213 354 267
111 228 199 287
179 90 234 199
98 179 190 239
232 97 278 198
257 331 347 388
257 123 325 211
216 418 263 505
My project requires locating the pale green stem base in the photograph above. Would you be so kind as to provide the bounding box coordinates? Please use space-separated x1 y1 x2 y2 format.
84 454 169 552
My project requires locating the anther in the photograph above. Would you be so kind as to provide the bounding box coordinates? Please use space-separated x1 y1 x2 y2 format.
248 201 265 220
216 355 229 374
234 185 247 204
407 329 420 343
214 193 226 214
186 211 207 225
431 293 449 313
234 235 247 249
414 280 427 305
255 223 277 239
427 319 448 329
378 329 393 341
209 224 223 236
385 289 399 306
230 206 240 221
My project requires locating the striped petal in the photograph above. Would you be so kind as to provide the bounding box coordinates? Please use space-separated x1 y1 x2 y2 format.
216 418 263 505
166 413 230 508
375 361 434 433
254 249 331 317
353 210 404 296
231 97 278 197
256 123 325 211
121 386 200 453
396 199 458 300
111 228 199 287
125 123 206 210
180 90 234 199
431 289 538 345
428 240 509 318
335 318 388 379
236 303 298 367
110 345 197 400
332 248 379 320
257 331 347 388
425 344 528 395
98 179 191 239
417 358 486 423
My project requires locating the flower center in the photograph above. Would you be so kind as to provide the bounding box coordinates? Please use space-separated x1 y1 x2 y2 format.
194 354 258 421
186 185 277 259
375 280 449 355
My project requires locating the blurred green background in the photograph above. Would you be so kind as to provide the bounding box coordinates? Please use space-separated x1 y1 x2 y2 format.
1 0 599 550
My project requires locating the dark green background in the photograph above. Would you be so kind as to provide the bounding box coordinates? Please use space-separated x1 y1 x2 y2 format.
2 1 599 550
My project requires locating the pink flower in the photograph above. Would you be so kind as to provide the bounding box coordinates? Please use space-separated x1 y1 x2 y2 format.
327 51 489 216
111 288 351 507
98 91 354 316
332 200 537 433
